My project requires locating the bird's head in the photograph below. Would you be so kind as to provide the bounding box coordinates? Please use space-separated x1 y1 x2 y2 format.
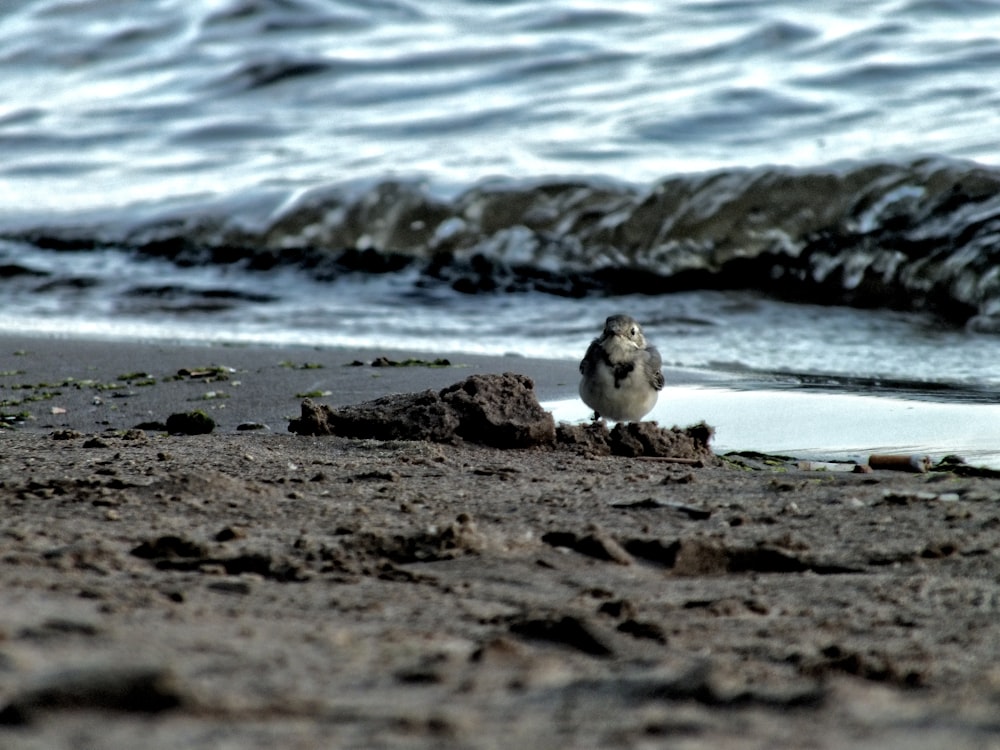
602 314 646 349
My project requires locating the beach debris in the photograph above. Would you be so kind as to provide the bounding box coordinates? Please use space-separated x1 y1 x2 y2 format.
798 455 931 473
193 389 228 401
0 666 184 725
932 455 1000 478
165 410 215 435
134 420 169 432
236 421 268 431
797 460 866 473
349 356 453 368
880 490 962 505
50 429 82 440
868 454 931 473
173 365 232 382
0 410 31 427
295 389 332 398
373 356 452 368
289 372 555 448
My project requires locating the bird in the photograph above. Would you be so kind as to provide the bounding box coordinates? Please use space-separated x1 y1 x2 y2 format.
579 314 664 423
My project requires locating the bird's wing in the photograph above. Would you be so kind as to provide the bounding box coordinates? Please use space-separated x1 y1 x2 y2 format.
644 347 665 390
579 339 603 375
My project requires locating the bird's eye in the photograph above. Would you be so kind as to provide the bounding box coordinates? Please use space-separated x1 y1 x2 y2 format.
630 327 637 336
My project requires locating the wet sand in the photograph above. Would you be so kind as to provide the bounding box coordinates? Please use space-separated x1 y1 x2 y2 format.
2 334 1000 748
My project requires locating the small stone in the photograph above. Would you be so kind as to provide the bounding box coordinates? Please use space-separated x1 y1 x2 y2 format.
165 411 215 435
50 429 82 440
207 580 253 596
131 535 207 560
215 526 246 542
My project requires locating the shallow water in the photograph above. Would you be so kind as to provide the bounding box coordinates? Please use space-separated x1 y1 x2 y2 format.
2 239 998 392
549 387 1000 469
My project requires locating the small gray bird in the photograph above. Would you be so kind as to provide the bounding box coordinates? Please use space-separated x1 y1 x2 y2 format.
579 314 665 422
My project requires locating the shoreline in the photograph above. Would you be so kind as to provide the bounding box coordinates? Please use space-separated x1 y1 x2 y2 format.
3 332 998 469
0 331 729 437
3 333 1000 747
0 332 583 435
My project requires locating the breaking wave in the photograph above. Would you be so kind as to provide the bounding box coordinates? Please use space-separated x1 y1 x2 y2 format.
7 157 1000 330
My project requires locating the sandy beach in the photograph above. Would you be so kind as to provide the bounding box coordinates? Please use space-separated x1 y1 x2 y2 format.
3 333 1000 748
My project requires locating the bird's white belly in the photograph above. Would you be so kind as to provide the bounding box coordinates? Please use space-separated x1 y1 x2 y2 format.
579 361 658 422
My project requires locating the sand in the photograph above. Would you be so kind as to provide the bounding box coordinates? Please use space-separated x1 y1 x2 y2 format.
2 333 1000 748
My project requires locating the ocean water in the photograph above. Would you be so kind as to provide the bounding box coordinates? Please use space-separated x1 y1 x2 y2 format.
1 0 999 463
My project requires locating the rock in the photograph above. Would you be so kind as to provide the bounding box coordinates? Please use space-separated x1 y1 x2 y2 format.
49 429 82 440
131 535 207 560
290 391 459 442
165 410 215 435
289 373 555 448
556 420 715 460
440 373 555 448
0 666 183 725
508 614 615 657
134 420 168 432
609 421 713 458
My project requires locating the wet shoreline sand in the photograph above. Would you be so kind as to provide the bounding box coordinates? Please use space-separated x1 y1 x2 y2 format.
0 333 587 435
3 333 1000 748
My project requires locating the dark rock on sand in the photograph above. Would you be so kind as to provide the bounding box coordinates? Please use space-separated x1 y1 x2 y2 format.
290 391 458 442
131 534 208 560
440 373 555 447
555 419 716 460
165 410 215 435
49 429 83 440
289 372 555 448
289 372 714 458
0 666 183 725
508 614 615 657
134 420 169 432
